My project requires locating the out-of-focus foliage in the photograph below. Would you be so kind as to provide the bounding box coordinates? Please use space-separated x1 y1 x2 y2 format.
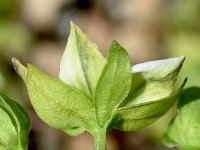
0 23 32 54
0 0 32 54
0 0 33 101
164 0 200 87
0 0 18 21
165 0 200 30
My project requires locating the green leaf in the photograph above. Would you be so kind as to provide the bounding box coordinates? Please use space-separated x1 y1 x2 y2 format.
162 87 200 150
26 64 97 134
94 41 132 129
122 56 185 106
12 58 85 136
59 21 106 97
0 93 31 150
112 79 186 131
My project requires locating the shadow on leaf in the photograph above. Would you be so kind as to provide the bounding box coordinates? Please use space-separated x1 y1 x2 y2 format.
178 87 200 108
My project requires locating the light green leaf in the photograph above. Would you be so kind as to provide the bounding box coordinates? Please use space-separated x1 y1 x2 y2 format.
0 93 31 150
0 108 16 150
12 58 85 136
59 21 106 97
26 64 97 134
121 56 185 106
162 87 200 150
94 41 132 129
112 79 186 131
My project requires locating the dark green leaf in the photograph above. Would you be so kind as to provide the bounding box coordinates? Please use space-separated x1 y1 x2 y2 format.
94 41 132 129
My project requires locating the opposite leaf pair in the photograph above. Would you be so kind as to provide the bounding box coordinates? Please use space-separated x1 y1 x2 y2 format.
12 21 185 150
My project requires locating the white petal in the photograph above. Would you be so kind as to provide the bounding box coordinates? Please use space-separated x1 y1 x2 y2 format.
132 56 185 78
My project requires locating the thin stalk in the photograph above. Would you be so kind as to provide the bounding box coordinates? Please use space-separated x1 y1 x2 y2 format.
93 128 107 150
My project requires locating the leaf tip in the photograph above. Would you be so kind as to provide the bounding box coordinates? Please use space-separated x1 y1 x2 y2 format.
112 40 118 44
111 40 123 49
110 40 128 54
70 20 79 33
178 55 185 64
70 20 75 28
12 57 27 83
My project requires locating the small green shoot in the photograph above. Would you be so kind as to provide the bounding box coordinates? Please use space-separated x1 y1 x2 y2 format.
12 21 185 150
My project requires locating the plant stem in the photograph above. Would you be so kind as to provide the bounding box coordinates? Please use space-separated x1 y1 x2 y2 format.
93 128 107 150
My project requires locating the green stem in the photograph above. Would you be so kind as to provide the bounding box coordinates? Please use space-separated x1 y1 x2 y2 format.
93 128 107 150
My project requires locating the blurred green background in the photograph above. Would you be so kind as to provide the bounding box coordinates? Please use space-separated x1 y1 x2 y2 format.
0 0 199 149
